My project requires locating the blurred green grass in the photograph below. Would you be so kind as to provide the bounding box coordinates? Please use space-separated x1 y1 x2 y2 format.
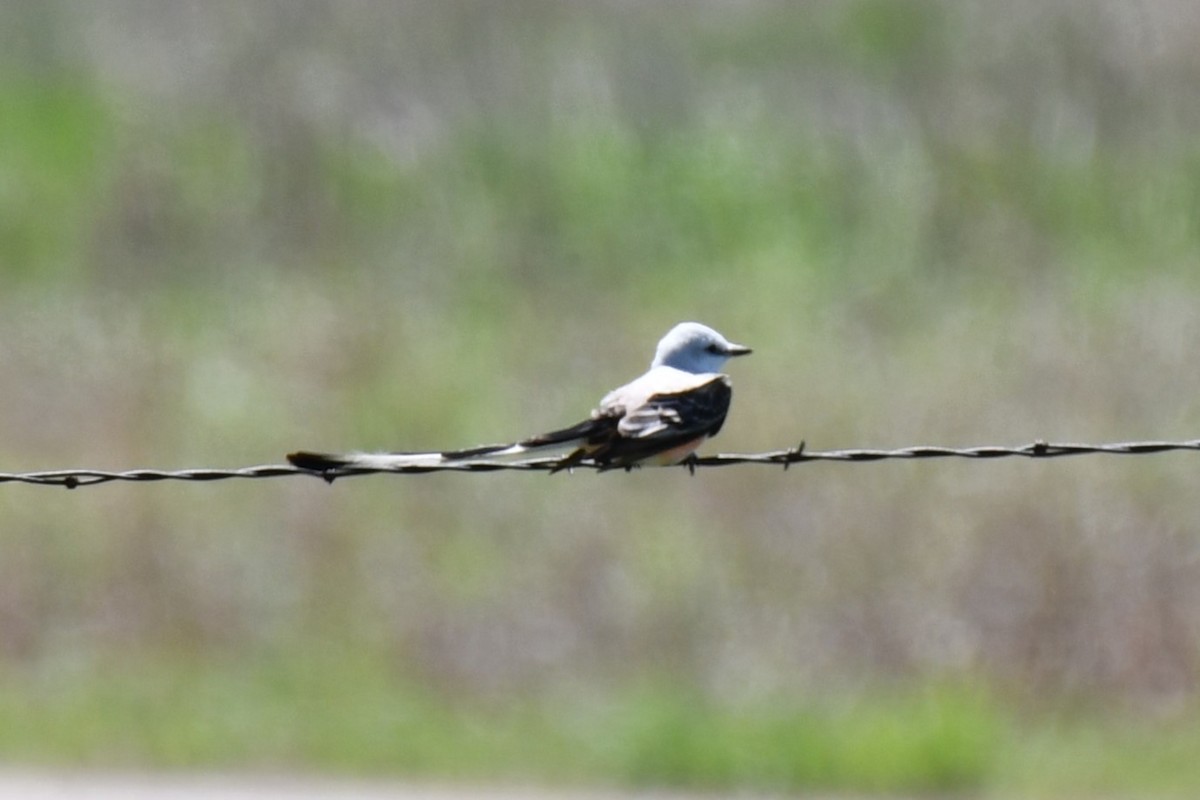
2 1 1200 795
5 650 1200 795
0 652 1021 793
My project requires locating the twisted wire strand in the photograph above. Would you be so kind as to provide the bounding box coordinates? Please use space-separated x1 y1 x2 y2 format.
2 439 1199 488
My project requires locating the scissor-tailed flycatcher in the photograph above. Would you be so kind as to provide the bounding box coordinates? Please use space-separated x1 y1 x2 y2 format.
287 321 751 473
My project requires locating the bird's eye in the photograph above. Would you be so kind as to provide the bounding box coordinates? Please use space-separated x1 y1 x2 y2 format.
705 343 723 355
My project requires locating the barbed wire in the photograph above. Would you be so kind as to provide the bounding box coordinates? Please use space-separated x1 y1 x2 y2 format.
2 438 1199 488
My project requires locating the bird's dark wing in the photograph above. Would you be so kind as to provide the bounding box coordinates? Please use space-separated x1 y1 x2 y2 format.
553 375 732 471
617 375 732 440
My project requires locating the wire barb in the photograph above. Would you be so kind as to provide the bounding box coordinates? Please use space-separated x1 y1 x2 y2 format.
2 438 1199 488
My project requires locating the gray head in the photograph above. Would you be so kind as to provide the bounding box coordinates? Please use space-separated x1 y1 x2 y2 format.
650 322 752 373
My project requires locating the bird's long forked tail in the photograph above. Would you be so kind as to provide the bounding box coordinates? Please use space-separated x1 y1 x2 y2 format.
285 444 533 472
286 416 609 473
284 450 437 471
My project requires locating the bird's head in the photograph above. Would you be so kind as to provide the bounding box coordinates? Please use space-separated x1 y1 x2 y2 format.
650 322 752 374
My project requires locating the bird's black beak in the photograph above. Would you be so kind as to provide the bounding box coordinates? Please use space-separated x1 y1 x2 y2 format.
725 343 752 357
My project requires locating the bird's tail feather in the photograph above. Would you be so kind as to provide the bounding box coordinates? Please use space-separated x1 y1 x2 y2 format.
288 417 610 472
286 450 445 471
287 444 567 472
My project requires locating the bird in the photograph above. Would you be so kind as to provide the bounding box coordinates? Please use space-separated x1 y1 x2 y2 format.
287 321 751 473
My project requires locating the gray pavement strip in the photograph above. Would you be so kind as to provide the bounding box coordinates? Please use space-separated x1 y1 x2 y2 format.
0 771 772 800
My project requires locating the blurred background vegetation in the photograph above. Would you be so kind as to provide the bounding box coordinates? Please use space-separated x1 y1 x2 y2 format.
2 0 1200 795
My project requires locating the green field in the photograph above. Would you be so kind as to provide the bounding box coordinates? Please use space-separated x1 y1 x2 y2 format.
2 2 1200 795
4 652 1200 796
